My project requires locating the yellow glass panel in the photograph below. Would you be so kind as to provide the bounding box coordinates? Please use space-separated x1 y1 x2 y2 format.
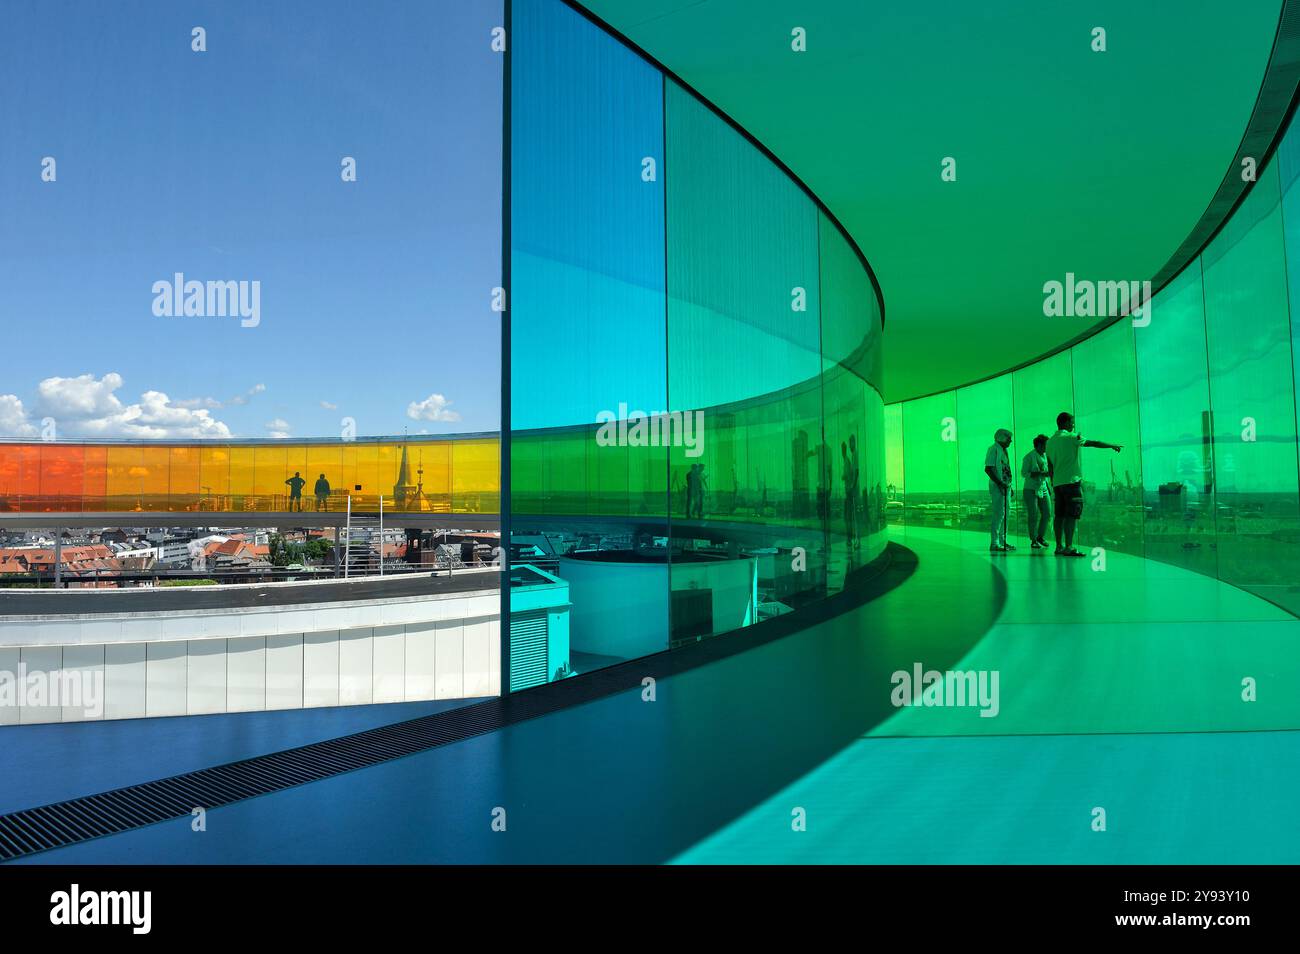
199 445 231 512
352 442 382 510
252 445 288 509
228 446 255 512
451 438 500 513
305 445 345 512
138 446 171 510
168 446 201 511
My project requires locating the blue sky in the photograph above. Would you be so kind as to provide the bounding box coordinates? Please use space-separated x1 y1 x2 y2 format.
0 0 502 441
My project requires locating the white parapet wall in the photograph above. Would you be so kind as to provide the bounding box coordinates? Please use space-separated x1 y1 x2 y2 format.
0 572 504 724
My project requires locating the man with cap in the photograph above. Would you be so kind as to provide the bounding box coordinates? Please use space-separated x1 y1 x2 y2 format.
984 428 1015 552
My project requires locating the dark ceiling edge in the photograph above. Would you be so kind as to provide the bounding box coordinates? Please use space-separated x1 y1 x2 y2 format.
890 0 1300 406
558 0 887 327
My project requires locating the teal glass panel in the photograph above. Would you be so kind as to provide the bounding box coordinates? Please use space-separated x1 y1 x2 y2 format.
509 0 670 681
665 81 822 414
1202 156 1300 609
664 79 825 641
510 0 666 432
821 210 885 580
1070 319 1143 554
1284 111 1300 444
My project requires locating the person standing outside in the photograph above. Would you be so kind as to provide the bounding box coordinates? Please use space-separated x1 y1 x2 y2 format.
1046 411 1122 557
284 472 306 512
984 428 1014 552
1021 434 1052 549
313 473 331 512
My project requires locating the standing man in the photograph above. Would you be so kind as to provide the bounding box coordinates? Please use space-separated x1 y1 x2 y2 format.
984 428 1014 552
1046 412 1122 557
284 472 307 512
314 473 331 512
1021 434 1052 549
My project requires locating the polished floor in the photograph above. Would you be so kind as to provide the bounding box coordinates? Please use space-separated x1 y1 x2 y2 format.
6 525 1298 863
678 526 1300 863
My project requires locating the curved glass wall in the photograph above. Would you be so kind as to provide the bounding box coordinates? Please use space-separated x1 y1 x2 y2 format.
0 437 499 515
887 104 1300 615
508 0 885 687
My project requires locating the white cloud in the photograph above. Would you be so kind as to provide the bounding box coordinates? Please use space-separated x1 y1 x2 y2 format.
0 394 38 437
29 373 232 439
36 372 125 419
319 400 338 410
227 383 266 406
406 393 461 423
174 396 223 410
265 418 291 439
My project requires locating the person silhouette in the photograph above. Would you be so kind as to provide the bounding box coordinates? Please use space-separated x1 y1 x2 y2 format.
314 473 331 512
285 472 306 512
841 442 856 549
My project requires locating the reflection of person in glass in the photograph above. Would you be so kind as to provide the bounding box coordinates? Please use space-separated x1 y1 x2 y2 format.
314 473 331 511
685 464 701 519
848 434 862 545
841 442 857 549
285 472 306 512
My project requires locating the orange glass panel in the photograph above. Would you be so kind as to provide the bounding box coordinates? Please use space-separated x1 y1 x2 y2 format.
15 444 41 504
84 445 108 511
138 446 171 510
105 445 145 511
0 445 20 510
39 444 85 511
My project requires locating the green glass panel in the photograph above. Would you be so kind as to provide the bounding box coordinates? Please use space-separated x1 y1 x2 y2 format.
883 402 905 521
954 376 1013 543
900 391 958 527
1134 261 1218 575
1071 320 1143 554
1202 157 1300 606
